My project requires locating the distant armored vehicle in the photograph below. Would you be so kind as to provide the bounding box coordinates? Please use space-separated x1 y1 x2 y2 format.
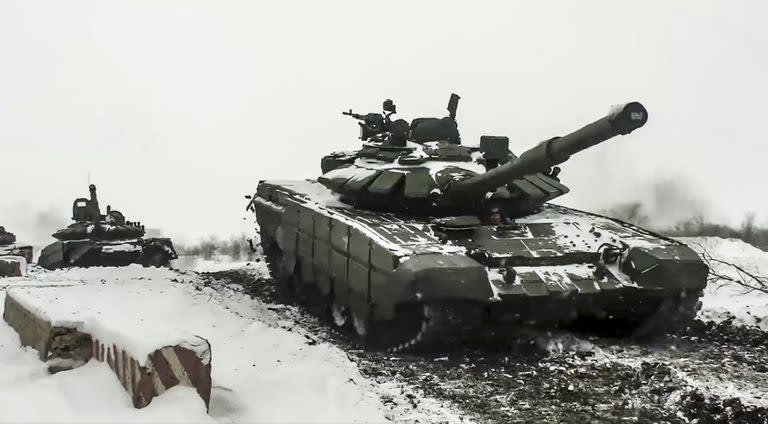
0 226 33 267
38 185 177 269
247 94 708 351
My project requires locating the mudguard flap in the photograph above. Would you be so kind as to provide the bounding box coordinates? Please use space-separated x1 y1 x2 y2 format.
38 242 65 269
374 253 493 319
144 238 178 259
621 245 709 291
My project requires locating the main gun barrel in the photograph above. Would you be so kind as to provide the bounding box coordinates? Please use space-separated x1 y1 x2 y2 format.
446 102 648 197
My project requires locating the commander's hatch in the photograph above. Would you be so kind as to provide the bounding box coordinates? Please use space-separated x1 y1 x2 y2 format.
72 198 90 221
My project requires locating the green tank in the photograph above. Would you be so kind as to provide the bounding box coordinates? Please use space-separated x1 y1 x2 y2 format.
38 185 178 269
0 226 33 264
247 94 708 351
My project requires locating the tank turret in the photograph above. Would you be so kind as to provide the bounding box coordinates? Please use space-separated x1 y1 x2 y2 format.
0 226 33 264
56 184 145 241
319 95 647 217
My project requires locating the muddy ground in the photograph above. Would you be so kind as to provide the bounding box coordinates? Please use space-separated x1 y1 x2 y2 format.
204 269 768 424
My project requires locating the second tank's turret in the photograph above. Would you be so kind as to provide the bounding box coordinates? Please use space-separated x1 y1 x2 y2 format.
319 95 647 217
38 184 178 269
52 184 146 241
0 226 33 265
0 226 17 245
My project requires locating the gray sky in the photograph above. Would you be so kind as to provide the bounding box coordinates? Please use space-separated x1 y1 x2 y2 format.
1 0 766 245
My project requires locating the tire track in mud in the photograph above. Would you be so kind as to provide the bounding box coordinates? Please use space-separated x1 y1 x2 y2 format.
206 270 768 424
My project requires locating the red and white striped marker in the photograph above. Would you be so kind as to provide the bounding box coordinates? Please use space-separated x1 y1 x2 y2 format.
91 337 212 409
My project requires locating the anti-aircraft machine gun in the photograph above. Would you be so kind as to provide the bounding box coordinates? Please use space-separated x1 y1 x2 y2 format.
343 98 408 144
38 184 178 269
341 94 461 146
248 93 708 352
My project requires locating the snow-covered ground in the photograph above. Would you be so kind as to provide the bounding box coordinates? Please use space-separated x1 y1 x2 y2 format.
0 264 465 423
1 236 767 423
171 254 260 274
678 237 768 330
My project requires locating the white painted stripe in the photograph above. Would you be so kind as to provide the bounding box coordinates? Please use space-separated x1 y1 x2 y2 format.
115 348 123 385
125 356 133 398
134 360 142 391
151 367 166 395
161 347 191 386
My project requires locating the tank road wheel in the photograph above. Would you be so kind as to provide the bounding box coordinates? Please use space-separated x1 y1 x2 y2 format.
352 305 433 353
351 310 369 338
331 302 350 328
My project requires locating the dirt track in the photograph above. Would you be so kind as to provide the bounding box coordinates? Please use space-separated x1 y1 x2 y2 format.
205 270 768 424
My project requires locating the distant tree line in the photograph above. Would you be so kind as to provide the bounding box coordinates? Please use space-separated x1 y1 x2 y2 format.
603 202 768 252
176 234 258 261
177 205 768 261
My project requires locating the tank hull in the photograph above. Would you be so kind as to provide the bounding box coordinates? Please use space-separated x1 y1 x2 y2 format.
249 179 708 350
0 243 33 264
0 243 33 277
37 238 178 270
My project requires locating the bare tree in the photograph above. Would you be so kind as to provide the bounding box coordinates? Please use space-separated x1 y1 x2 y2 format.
698 248 768 295
176 233 258 261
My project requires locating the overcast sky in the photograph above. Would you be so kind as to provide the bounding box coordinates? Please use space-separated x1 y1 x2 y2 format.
1 0 766 245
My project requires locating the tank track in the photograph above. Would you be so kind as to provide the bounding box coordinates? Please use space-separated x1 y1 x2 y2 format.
361 290 703 353
366 305 490 353
627 289 703 340
370 290 704 352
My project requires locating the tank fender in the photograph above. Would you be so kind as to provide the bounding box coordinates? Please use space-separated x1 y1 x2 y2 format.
251 197 283 241
38 240 95 269
620 244 708 290
143 238 178 259
373 253 493 320
37 241 65 270
252 197 298 277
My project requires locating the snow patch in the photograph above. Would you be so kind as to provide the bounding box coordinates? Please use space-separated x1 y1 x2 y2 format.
679 237 768 329
1 265 462 423
7 285 211 364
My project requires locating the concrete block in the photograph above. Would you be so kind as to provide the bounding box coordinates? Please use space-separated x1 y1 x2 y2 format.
2 289 212 410
0 256 26 277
